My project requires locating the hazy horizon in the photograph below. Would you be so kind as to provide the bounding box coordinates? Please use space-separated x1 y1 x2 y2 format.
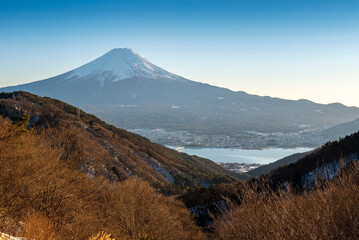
1 0 359 107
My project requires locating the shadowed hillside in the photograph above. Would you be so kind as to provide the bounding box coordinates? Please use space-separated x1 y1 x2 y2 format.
247 151 311 177
268 131 359 190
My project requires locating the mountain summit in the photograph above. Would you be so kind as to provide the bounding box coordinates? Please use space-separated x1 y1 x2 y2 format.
2 48 359 147
0 48 189 104
66 48 184 86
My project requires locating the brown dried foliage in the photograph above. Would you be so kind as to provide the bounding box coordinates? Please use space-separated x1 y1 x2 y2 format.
0 117 204 239
0 91 240 196
212 163 359 240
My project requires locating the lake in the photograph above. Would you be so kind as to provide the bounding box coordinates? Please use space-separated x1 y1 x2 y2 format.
178 147 313 164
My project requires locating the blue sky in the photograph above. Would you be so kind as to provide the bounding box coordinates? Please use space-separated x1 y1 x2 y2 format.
1 0 359 106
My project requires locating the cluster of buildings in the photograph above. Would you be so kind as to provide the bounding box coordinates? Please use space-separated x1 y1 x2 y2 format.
129 128 321 149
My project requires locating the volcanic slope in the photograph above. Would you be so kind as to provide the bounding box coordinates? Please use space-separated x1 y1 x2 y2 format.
2 48 359 136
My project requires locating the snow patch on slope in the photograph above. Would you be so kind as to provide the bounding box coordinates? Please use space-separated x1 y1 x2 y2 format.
132 150 175 184
301 152 359 190
146 157 175 184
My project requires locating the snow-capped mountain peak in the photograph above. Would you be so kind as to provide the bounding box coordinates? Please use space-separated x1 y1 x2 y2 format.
66 48 183 86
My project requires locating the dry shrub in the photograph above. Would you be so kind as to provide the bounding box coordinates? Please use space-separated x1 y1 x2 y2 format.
89 231 116 240
0 117 203 239
212 163 359 240
23 210 57 240
0 117 103 239
103 177 204 240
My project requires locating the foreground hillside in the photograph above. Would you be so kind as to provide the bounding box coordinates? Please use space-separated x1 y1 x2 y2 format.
181 130 359 229
268 130 359 190
212 162 359 239
2 91 359 239
0 116 204 239
211 131 359 238
0 91 243 195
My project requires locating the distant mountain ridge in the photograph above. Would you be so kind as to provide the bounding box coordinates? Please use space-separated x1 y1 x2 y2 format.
319 118 359 141
2 48 359 145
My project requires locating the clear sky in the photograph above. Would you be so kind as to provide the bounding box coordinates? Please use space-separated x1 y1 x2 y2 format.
1 0 359 106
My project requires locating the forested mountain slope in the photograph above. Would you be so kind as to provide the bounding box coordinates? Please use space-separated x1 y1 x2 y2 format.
0 91 243 195
268 131 359 190
247 151 311 177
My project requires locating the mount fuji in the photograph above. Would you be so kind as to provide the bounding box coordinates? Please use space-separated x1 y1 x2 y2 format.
1 48 189 104
65 48 185 85
2 48 359 147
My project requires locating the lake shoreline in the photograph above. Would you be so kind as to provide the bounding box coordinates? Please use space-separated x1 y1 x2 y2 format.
169 146 314 164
